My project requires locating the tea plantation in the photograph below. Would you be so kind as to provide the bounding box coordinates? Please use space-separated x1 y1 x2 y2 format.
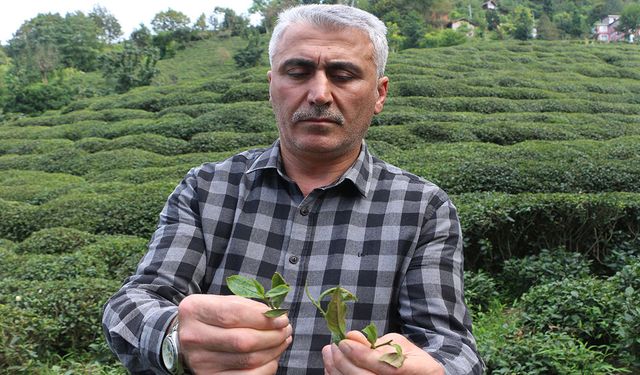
1 39 639 373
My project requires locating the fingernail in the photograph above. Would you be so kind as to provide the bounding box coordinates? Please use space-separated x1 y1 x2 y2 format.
339 341 352 354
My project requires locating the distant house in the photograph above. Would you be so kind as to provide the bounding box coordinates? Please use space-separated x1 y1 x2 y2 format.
594 15 625 42
448 19 477 37
482 0 498 11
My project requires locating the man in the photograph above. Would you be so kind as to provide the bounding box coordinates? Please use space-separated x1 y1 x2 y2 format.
102 4 483 374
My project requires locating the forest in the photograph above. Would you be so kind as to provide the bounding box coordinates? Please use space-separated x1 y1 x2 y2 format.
0 0 639 374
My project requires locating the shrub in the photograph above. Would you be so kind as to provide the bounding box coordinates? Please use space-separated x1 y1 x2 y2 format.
103 134 192 155
38 181 175 238
14 227 97 255
475 306 622 375
0 139 74 156
455 192 640 270
219 83 269 103
0 199 39 241
365 126 424 149
518 277 621 345
0 304 61 371
0 170 88 204
0 252 107 280
500 248 592 299
81 235 149 282
156 103 220 118
189 131 277 152
463 270 501 312
191 102 276 133
85 164 192 184
0 278 120 357
74 137 111 153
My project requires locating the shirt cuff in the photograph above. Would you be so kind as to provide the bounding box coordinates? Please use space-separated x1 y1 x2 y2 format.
139 306 178 374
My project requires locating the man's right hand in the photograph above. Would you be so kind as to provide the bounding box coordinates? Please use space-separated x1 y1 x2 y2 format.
177 294 293 374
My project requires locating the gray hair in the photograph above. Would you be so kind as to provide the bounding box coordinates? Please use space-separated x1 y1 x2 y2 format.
268 4 388 78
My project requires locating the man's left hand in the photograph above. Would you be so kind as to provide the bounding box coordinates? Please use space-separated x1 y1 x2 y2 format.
322 331 445 375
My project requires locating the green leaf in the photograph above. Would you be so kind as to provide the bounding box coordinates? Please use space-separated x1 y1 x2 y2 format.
265 284 290 308
226 275 265 299
362 323 378 348
326 287 347 344
263 309 288 318
319 286 357 303
271 272 287 289
305 283 324 314
379 343 406 368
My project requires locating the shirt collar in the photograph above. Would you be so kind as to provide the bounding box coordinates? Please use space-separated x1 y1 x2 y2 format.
247 139 372 198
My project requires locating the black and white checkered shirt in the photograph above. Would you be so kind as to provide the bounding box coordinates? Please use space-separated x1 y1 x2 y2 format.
102 140 483 374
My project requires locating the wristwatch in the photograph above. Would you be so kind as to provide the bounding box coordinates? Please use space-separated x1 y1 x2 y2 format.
161 319 184 374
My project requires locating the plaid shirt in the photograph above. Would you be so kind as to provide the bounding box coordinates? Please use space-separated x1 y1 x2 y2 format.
102 140 483 374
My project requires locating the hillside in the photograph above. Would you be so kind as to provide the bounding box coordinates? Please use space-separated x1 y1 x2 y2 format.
0 39 639 373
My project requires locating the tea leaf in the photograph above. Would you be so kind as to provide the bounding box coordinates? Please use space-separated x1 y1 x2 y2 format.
362 323 378 348
271 272 287 289
305 283 324 313
265 284 290 308
226 275 265 299
379 343 406 368
263 309 288 318
326 287 347 344
319 286 357 303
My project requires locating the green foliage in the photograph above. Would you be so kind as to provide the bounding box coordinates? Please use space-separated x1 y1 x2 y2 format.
456 192 640 270
227 272 291 317
0 199 39 241
99 42 159 93
475 306 623 374
0 278 120 358
14 227 96 255
518 277 621 344
81 235 148 282
512 6 535 40
422 29 467 48
189 131 277 152
500 248 592 298
463 270 501 313
151 9 191 33
220 82 269 103
233 30 265 68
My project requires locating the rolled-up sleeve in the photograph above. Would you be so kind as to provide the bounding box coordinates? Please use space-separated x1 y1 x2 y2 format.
399 195 484 374
102 167 208 374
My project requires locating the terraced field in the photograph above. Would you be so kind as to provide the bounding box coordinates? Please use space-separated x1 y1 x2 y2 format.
1 39 638 373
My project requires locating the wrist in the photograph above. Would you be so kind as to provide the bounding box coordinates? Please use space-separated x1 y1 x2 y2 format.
161 318 185 374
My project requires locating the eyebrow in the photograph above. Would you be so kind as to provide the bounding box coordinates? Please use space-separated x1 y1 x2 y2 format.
280 58 364 76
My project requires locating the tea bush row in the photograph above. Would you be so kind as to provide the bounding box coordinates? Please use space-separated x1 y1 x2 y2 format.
0 278 121 364
455 192 640 270
2 191 639 273
0 170 88 204
0 181 174 241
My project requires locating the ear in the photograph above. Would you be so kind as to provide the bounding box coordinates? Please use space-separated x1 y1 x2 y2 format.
374 76 389 115
267 71 272 102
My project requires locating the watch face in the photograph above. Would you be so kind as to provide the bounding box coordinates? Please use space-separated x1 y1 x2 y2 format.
162 337 176 369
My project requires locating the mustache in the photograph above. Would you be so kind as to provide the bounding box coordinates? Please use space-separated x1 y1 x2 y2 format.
291 105 345 125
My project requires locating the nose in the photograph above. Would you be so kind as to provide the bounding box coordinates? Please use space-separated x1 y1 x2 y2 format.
307 73 332 106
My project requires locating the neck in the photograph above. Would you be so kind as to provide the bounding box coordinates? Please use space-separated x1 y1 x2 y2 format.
280 146 360 197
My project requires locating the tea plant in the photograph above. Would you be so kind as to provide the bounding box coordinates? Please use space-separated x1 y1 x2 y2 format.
226 272 290 317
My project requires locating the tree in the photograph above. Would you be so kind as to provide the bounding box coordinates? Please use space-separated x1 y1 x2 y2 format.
194 13 208 31
130 24 152 48
99 42 159 93
485 9 501 31
537 13 560 40
512 6 534 40
250 0 299 33
212 7 249 37
233 29 265 68
617 3 640 37
386 22 405 53
89 5 122 43
151 9 191 33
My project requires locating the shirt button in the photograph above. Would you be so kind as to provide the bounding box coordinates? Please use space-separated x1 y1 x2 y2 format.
300 206 310 216
289 255 299 265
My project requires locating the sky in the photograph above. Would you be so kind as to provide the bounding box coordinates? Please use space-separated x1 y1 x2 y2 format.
0 0 256 44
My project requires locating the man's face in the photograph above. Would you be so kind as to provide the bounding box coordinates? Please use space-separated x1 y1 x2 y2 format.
268 23 388 160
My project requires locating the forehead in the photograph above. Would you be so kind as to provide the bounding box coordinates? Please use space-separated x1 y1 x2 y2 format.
272 22 375 67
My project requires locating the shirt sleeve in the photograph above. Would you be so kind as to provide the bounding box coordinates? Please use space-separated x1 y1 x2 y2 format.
102 167 208 374
398 194 485 374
